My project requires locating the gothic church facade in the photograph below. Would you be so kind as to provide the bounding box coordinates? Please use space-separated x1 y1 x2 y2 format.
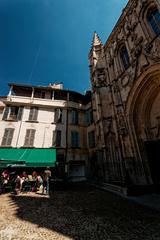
88 0 160 189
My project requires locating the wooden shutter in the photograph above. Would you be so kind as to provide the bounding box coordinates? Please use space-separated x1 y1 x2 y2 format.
30 129 35 146
1 128 14 146
24 129 30 146
7 129 14 145
2 106 9 120
72 110 78 125
71 131 79 147
17 106 24 120
29 108 34 121
24 129 35 147
29 107 38 121
33 108 38 121
1 129 9 145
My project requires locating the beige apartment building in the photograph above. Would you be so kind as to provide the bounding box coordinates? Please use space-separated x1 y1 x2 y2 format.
0 83 95 181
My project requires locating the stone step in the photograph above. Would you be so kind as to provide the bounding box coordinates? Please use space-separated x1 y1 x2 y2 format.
100 182 128 196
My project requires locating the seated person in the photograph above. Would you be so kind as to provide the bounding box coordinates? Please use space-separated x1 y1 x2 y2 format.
20 171 28 192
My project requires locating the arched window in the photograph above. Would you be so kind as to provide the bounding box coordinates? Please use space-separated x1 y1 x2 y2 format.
120 45 130 70
147 9 160 35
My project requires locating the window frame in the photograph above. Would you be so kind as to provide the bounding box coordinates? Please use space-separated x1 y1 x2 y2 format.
88 130 95 148
2 106 24 121
119 45 130 70
71 131 79 148
24 129 36 147
1 128 15 146
147 8 160 36
28 107 38 121
85 109 93 126
71 109 78 125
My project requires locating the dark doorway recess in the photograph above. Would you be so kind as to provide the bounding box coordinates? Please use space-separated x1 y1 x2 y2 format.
145 139 160 185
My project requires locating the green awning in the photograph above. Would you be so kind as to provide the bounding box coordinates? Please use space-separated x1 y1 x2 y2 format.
0 148 56 168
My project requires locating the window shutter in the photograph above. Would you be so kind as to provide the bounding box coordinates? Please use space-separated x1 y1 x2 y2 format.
52 130 56 146
71 131 79 147
29 107 38 121
17 106 24 120
2 106 9 120
72 110 78 124
24 129 35 146
30 129 35 146
29 108 34 121
1 129 9 145
1 128 14 146
7 129 14 146
76 132 79 147
24 129 30 146
33 108 38 121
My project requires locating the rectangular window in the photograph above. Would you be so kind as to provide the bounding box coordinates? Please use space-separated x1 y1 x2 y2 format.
56 130 61 147
2 106 24 121
71 131 79 148
29 107 38 121
52 130 61 147
85 109 93 125
71 110 78 125
34 90 46 99
88 131 95 148
24 129 36 147
1 128 14 146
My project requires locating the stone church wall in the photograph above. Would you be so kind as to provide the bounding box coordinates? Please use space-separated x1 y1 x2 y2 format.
89 0 160 188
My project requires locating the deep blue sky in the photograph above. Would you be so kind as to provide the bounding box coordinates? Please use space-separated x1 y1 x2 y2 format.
0 0 128 95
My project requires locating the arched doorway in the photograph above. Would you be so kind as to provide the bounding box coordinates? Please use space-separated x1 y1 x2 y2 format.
126 64 160 185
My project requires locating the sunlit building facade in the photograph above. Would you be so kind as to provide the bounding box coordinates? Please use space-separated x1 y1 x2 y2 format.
0 83 94 181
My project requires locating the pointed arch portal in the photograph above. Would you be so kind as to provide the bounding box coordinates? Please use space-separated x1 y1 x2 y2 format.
126 64 160 185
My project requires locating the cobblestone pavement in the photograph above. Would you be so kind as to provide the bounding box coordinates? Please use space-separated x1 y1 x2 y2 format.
0 183 160 240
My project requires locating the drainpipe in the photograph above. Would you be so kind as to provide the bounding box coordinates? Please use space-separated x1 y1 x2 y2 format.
42 126 50 148
16 120 23 148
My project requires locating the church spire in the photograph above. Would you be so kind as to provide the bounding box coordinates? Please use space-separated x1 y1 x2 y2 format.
92 31 103 48
89 32 103 57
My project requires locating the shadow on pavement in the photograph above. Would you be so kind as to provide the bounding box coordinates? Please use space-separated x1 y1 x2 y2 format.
9 183 160 240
